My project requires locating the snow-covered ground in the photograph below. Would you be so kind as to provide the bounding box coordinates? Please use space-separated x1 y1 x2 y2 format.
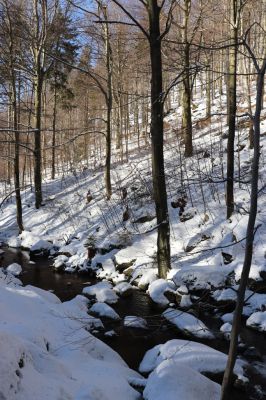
1 85 266 398
0 271 141 400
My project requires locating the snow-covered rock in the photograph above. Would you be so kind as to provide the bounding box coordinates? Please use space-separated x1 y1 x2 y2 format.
139 339 246 381
179 294 192 308
148 279 176 307
220 322 232 340
0 276 140 400
53 254 68 271
138 269 157 290
246 311 266 332
221 313 234 323
213 286 266 316
172 263 235 291
30 239 52 253
7 236 21 248
18 231 52 253
124 316 148 329
143 359 221 400
89 302 121 320
6 263 22 277
114 282 133 297
163 308 214 339
83 281 118 304
114 248 137 271
97 258 116 279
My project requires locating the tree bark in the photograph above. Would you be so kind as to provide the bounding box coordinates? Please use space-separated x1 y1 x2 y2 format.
221 60 266 400
33 71 43 208
226 0 238 219
103 4 112 199
51 81 57 180
148 0 171 278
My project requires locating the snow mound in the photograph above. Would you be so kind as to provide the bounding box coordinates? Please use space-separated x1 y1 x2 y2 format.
139 339 246 381
114 282 133 297
19 231 52 253
6 263 22 277
171 264 234 290
143 359 221 400
124 316 148 329
213 286 266 316
83 281 118 304
148 279 176 306
89 302 120 320
247 311 266 332
0 275 140 400
138 269 157 290
7 236 21 248
163 308 215 339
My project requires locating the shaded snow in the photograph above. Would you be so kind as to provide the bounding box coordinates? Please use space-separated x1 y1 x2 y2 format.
0 274 140 400
163 308 215 340
143 359 221 400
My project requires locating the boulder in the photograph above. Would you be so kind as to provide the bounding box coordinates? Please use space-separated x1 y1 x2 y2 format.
6 263 22 277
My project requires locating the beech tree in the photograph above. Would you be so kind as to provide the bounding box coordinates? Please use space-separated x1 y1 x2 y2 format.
0 0 24 232
107 0 174 278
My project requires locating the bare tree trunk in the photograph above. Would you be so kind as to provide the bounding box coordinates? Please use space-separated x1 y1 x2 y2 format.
33 71 43 208
221 59 266 400
6 5 24 232
226 0 238 219
182 0 193 157
148 0 171 278
51 83 57 180
103 5 112 199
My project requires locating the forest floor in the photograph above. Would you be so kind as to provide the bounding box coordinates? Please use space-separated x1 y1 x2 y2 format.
0 87 266 399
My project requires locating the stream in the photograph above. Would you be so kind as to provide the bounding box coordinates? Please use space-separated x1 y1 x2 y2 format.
1 247 266 400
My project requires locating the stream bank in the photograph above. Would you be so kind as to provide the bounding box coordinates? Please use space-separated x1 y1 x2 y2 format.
1 247 265 400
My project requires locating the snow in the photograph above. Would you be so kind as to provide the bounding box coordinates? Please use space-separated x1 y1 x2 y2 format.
137 268 157 290
124 316 148 329
0 274 140 400
53 254 68 270
114 282 133 297
143 359 221 400
221 313 234 323
0 81 265 397
7 236 21 248
212 286 266 316
89 302 121 320
139 339 246 381
6 263 22 277
179 294 192 308
220 323 232 340
163 308 215 339
19 231 52 252
82 281 118 304
246 311 266 332
171 262 235 291
147 279 176 306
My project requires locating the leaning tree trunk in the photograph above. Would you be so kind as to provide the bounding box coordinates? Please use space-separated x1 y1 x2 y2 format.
148 0 171 278
221 60 266 400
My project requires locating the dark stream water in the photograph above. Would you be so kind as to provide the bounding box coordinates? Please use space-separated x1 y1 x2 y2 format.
1 247 266 399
